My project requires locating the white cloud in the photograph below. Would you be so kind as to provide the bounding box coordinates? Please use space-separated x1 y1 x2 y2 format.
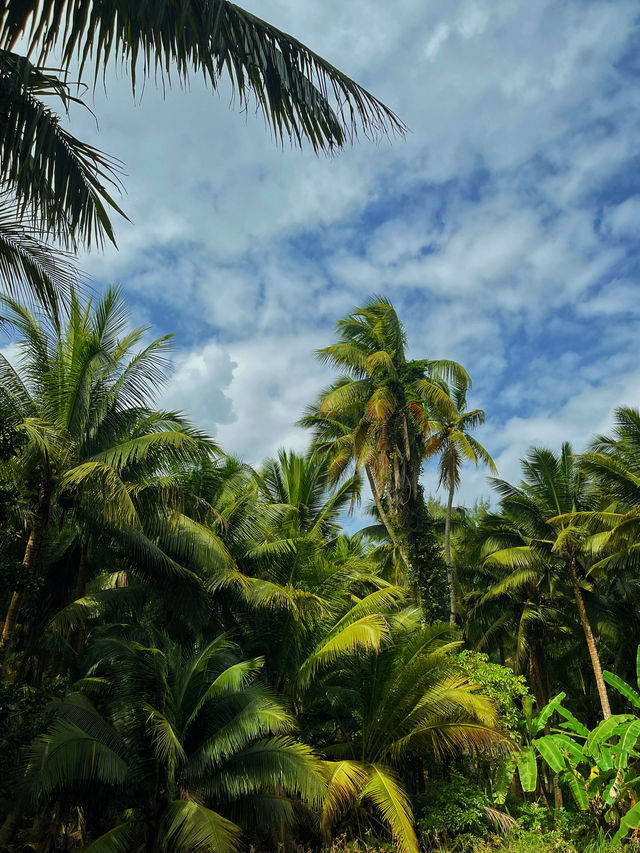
42 0 640 512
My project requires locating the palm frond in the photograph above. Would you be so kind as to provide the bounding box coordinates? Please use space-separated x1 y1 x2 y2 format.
1 2 405 153
159 800 241 853
360 765 419 853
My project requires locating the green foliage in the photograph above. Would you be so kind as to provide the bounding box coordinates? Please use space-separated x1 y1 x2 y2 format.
415 772 491 843
403 485 449 622
457 651 530 733
5 289 640 853
0 678 67 817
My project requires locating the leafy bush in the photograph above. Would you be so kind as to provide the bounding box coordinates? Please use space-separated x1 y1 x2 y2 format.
457 651 529 733
0 678 67 817
415 772 491 847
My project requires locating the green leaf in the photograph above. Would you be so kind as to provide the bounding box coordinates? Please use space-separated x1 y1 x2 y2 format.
603 671 640 709
531 692 566 735
614 800 640 845
618 719 640 757
551 734 586 766
586 715 634 753
534 735 565 774
517 745 537 792
159 800 241 853
593 745 614 772
360 765 419 853
563 770 588 810
493 758 516 805
81 821 135 853
556 706 589 738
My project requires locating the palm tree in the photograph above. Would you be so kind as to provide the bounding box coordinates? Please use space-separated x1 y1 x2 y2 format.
480 445 612 719
254 447 361 540
0 289 214 652
22 630 324 852
318 616 503 853
301 296 464 613
424 378 496 625
563 407 640 683
464 512 568 709
229 450 401 695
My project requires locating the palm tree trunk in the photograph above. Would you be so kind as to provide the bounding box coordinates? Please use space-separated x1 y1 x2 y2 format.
365 465 412 572
445 478 456 625
75 551 87 600
528 646 549 709
1 490 50 650
568 557 611 719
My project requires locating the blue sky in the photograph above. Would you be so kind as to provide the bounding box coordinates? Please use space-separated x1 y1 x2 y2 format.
63 0 640 505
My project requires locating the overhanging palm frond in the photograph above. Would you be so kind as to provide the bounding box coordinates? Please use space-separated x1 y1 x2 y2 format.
0 197 78 314
0 49 126 248
1 2 405 153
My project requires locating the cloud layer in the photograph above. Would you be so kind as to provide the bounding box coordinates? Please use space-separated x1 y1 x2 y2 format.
64 0 640 507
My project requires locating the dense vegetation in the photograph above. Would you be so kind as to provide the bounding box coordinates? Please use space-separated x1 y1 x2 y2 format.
0 291 639 853
1 3 638 851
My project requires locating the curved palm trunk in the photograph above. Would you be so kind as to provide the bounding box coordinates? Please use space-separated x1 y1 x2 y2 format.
1 489 50 651
568 557 611 720
365 465 412 573
445 479 456 626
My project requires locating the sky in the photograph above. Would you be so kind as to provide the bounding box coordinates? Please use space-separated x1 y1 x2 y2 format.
63 0 640 509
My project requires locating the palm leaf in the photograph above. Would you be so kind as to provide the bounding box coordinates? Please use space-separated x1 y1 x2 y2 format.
159 800 241 853
360 765 418 853
1 2 405 153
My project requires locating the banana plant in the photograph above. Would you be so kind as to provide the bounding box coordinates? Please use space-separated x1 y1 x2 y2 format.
493 691 567 802
496 648 640 845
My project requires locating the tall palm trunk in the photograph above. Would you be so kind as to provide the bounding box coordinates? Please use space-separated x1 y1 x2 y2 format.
365 465 412 573
74 550 87 600
568 557 611 719
445 478 456 625
1 487 50 650
528 644 550 710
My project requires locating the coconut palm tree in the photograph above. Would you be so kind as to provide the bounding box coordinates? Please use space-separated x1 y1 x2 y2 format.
21 630 324 852
424 378 496 625
230 451 402 695
0 288 215 652
254 447 361 540
300 296 465 613
480 445 612 718
464 511 569 709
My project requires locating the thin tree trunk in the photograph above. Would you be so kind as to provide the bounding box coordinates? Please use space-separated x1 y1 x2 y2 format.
553 774 563 809
528 645 549 709
365 465 412 573
74 551 87 600
445 478 456 625
1 491 50 650
568 557 611 719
